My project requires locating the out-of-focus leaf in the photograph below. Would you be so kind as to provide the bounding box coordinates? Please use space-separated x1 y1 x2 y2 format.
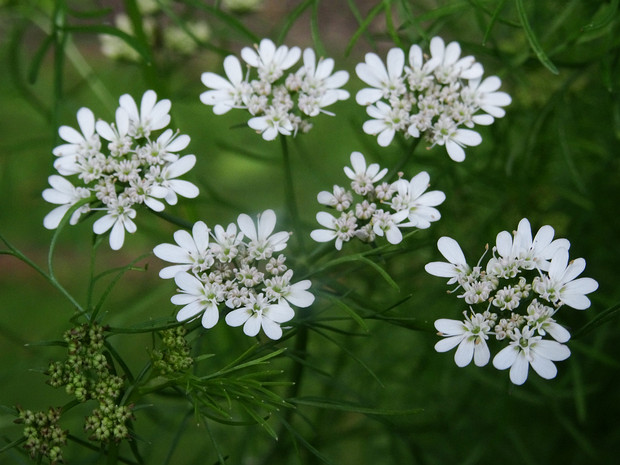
515 0 559 74
291 396 423 416
581 0 619 31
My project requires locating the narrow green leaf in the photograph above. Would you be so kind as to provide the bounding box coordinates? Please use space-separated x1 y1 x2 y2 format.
291 396 423 416
384 0 401 48
581 0 619 32
277 0 313 44
330 298 369 331
483 0 507 45
181 0 259 43
415 1 469 22
515 0 559 74
0 436 26 454
572 302 620 339
345 0 385 56
277 415 335 465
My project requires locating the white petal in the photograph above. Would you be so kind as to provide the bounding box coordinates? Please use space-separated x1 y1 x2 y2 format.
261 318 283 340
176 301 204 322
237 213 257 240
454 339 474 367
492 345 519 370
437 237 466 265
153 243 190 263
509 352 530 385
473 342 490 367
434 335 463 353
243 314 262 337
434 318 466 335
225 308 251 327
201 303 220 329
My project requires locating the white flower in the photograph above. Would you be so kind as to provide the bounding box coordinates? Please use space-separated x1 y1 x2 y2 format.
526 299 571 343
237 209 289 260
263 269 315 309
431 115 482 162
42 175 92 229
200 55 248 114
225 292 295 340
427 36 483 83
53 107 101 175
533 248 598 310
92 196 137 250
317 185 353 211
462 76 512 126
512 218 570 271
425 237 471 285
362 101 409 147
310 211 357 250
96 108 133 157
343 151 388 195
296 48 350 116
434 313 492 367
371 209 409 244
210 223 244 263
153 221 214 279
119 90 171 138
247 105 293 140
171 272 223 329
492 326 571 385
355 48 406 105
155 155 200 205
241 38 301 83
388 171 446 228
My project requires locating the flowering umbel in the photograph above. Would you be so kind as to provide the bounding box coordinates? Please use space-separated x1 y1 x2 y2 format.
153 209 315 340
355 36 511 161
43 90 199 250
310 151 445 249
200 38 350 140
426 218 598 385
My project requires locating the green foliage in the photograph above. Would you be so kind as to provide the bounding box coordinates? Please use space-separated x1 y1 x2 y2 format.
1 0 619 464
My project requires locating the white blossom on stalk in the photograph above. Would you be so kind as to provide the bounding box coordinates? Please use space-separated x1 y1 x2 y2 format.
492 326 571 385
200 55 248 114
532 248 598 310
247 106 294 140
237 209 290 260
371 209 409 245
263 269 315 309
461 76 512 126
511 218 570 272
434 312 492 367
355 48 406 105
171 272 223 329
362 100 410 147
92 196 137 250
209 223 244 263
153 221 214 279
425 236 471 285
310 211 357 250
119 89 171 138
343 151 388 195
296 48 350 116
225 292 295 340
430 115 482 162
152 154 199 205
241 38 301 83
427 36 483 83
96 107 132 157
388 171 446 228
42 175 92 229
53 107 101 175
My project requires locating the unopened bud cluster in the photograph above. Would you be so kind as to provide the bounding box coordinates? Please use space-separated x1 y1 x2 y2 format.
16 407 67 464
310 151 445 249
151 326 194 375
200 38 350 140
45 323 133 443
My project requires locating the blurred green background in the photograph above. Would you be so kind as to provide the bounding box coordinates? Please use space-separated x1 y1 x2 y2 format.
1 0 619 464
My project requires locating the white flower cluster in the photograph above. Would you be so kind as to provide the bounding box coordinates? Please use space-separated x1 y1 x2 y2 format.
200 38 350 140
153 209 315 340
310 152 445 249
355 36 511 162
43 90 199 250
426 218 599 385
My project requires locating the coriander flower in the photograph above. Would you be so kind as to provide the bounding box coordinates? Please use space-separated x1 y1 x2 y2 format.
371 209 409 244
310 211 357 250
171 272 223 329
53 107 100 175
200 55 247 114
248 106 294 140
119 89 171 138
355 48 406 105
237 209 290 260
532 248 598 310
153 221 214 278
462 76 512 126
388 171 446 228
430 115 482 162
92 195 137 250
427 36 483 83
343 151 388 195
425 236 471 285
263 269 315 309
153 154 200 205
512 218 570 272
362 100 410 147
225 292 295 340
241 38 301 83
492 326 570 385
434 312 492 367
42 175 92 229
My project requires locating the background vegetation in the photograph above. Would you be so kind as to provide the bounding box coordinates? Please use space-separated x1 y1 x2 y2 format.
1 0 619 464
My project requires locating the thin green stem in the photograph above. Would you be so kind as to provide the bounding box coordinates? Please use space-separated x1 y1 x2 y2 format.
389 137 422 182
280 136 305 253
